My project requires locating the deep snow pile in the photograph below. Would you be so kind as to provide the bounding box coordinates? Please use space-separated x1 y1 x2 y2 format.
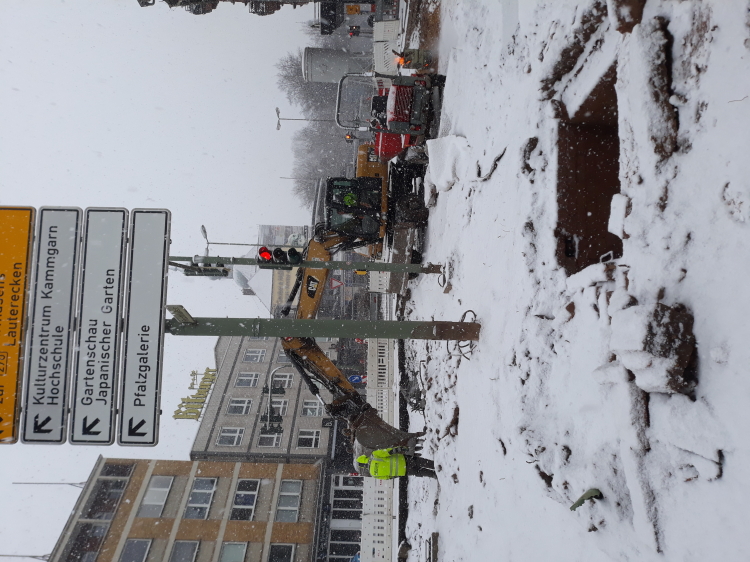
402 1 750 560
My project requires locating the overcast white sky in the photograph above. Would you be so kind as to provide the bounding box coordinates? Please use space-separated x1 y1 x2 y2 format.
0 0 315 555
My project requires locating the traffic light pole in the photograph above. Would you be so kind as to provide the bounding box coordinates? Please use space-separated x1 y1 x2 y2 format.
165 317 480 341
168 255 442 275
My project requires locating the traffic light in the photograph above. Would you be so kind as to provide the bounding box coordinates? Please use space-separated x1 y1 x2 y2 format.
257 247 303 269
258 246 273 263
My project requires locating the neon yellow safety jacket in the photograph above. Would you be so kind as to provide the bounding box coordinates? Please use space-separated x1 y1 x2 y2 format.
360 448 407 479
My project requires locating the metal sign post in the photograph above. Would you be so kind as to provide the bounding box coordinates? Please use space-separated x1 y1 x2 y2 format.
70 209 128 445
168 255 442 275
165 316 481 341
0 207 35 444
118 209 170 446
22 208 82 444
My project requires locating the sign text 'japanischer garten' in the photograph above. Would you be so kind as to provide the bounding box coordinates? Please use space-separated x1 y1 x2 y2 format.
70 209 128 445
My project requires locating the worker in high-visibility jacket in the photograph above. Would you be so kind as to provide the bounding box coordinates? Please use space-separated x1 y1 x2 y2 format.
357 447 437 479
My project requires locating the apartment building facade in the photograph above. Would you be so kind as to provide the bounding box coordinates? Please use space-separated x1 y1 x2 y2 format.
49 456 321 562
191 336 337 465
316 339 397 562
360 338 396 562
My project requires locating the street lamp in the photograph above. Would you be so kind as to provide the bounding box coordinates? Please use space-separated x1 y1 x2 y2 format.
261 366 292 431
275 107 335 130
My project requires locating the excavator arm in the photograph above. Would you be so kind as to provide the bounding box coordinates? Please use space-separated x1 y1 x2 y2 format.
278 231 423 452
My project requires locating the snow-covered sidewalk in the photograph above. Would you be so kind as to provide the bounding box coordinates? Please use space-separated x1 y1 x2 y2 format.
403 1 750 560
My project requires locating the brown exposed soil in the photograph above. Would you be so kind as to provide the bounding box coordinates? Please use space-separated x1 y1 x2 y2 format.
403 0 441 71
536 466 554 488
555 65 623 275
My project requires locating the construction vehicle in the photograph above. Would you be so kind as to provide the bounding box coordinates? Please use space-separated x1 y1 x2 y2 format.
271 223 423 453
335 73 444 161
332 143 427 261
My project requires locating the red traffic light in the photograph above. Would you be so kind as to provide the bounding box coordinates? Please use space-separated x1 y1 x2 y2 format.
258 246 273 262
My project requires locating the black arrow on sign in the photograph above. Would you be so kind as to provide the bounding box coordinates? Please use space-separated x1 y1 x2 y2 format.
33 415 53 434
82 417 101 435
128 418 147 437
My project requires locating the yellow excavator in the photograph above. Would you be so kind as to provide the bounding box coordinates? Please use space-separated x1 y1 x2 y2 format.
276 179 424 453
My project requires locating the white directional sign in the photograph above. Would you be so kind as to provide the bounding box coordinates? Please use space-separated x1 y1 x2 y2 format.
22 208 82 444
118 209 170 446
70 209 128 445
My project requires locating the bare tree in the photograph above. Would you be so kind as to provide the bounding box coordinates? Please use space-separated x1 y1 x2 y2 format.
290 121 354 206
276 30 371 207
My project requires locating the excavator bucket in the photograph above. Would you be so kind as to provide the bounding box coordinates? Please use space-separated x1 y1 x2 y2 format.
351 407 424 451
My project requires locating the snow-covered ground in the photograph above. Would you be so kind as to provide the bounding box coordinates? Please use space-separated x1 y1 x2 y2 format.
403 1 750 560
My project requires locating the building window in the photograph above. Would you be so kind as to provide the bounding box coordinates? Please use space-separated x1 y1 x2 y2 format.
82 479 128 520
219 543 247 562
271 399 288 416
226 398 252 415
271 373 293 389
169 541 199 562
258 433 282 447
275 480 302 522
100 463 134 477
330 477 363 522
268 544 295 562
332 492 363 511
328 530 361 561
235 372 259 387
276 352 292 364
243 349 266 363
60 523 109 562
230 480 260 521
119 539 151 562
217 427 245 446
301 400 323 416
184 478 217 519
297 430 321 448
137 476 174 518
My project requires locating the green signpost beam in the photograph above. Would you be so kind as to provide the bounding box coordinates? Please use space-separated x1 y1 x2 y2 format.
165 317 480 342
168 255 441 275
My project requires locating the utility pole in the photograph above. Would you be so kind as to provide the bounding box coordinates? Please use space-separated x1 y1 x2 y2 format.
165 315 481 342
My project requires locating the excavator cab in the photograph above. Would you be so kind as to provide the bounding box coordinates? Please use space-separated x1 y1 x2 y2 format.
326 177 385 240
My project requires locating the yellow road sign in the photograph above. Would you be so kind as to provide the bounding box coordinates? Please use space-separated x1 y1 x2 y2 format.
346 4 361 14
0 207 35 443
